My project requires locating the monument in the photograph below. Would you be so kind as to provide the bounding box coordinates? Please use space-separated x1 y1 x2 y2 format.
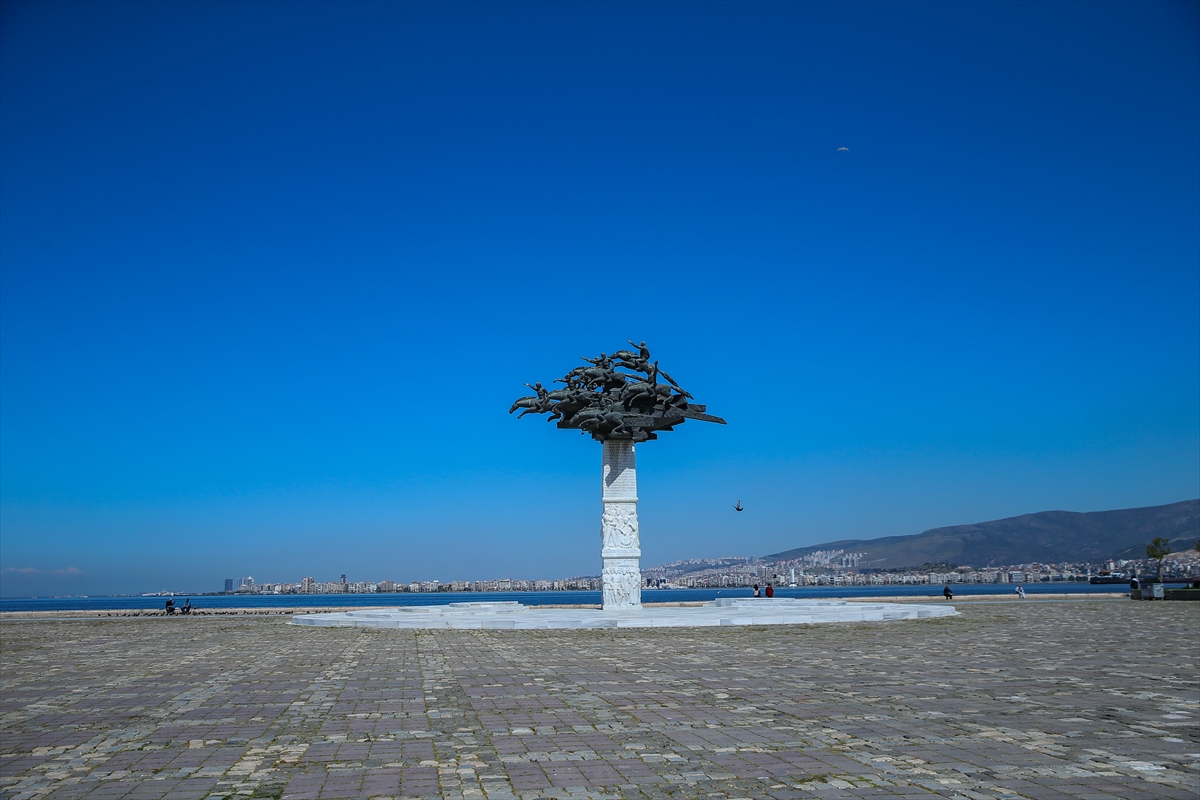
291 342 957 630
509 341 726 610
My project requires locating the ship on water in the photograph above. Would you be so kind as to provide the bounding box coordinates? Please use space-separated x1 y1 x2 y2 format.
1090 571 1132 585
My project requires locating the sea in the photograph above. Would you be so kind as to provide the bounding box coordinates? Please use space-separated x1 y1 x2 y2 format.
0 582 1138 614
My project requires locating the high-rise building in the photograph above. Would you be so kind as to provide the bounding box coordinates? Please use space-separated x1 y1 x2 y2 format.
300 576 315 593
339 573 348 585
224 578 234 592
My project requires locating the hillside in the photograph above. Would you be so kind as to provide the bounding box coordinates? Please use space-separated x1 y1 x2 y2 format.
765 499 1200 568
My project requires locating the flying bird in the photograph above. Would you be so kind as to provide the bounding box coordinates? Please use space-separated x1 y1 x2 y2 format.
734 500 744 512
837 147 849 152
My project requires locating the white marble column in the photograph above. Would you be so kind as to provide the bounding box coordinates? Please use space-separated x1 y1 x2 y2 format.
601 439 642 609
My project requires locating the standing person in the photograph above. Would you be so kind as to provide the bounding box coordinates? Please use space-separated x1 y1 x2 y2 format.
943 585 953 600
752 584 761 598
765 583 774 598
1016 584 1026 599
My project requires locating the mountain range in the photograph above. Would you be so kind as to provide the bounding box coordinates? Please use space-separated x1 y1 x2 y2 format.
765 499 1200 568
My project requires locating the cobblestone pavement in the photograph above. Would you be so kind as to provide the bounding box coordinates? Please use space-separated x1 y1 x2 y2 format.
2 599 1197 800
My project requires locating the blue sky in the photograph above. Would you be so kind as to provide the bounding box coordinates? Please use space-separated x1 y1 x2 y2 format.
2 1 1197 596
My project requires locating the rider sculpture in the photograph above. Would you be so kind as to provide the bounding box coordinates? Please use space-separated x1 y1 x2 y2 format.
509 342 724 442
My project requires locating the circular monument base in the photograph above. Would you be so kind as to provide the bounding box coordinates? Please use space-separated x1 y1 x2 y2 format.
290 598 957 630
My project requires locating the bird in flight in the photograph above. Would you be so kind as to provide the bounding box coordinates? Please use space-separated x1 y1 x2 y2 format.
734 500 744 512
837 147 849 152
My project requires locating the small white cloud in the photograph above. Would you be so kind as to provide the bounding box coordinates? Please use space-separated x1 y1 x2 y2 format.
3 566 82 576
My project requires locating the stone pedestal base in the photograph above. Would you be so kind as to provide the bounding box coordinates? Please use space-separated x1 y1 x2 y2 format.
292 599 960 629
601 440 641 610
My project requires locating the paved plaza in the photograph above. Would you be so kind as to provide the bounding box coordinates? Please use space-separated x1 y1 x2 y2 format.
1 598 1197 800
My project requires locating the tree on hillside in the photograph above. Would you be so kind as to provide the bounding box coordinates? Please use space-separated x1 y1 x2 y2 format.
1145 537 1172 581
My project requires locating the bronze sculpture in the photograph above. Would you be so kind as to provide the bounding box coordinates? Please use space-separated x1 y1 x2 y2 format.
509 342 725 442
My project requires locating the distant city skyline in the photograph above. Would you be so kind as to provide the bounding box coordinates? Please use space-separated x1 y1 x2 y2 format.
135 544 1194 598
2 1 1197 597
77 546 1200 599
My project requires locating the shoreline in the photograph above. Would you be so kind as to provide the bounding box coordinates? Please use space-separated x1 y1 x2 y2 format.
845 592 1126 603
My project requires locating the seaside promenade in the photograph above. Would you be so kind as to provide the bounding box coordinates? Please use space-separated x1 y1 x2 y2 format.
1 598 1196 800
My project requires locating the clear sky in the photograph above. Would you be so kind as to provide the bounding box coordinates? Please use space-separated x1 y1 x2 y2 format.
2 1 1197 597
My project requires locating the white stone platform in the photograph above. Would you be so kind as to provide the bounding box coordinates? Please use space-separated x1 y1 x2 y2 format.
290 598 957 630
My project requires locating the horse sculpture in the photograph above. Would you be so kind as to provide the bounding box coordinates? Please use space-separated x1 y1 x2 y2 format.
509 342 724 442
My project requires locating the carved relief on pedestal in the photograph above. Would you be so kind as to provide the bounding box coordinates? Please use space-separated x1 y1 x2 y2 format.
602 558 642 608
601 503 639 552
